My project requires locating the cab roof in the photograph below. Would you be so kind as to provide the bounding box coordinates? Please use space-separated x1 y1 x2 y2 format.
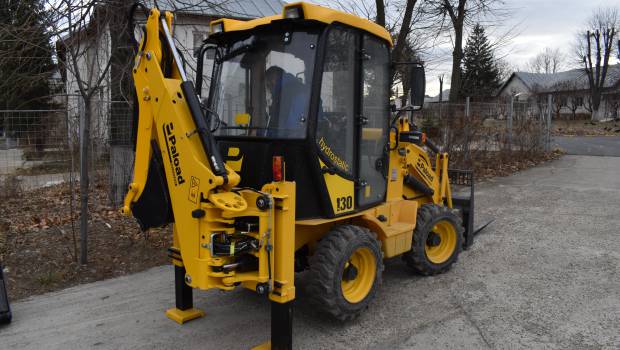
209 2 393 47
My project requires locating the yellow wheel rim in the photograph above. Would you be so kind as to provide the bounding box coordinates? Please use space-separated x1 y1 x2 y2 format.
341 247 376 304
424 220 457 264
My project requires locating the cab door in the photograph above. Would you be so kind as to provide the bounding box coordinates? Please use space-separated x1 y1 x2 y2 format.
357 34 390 208
315 26 358 216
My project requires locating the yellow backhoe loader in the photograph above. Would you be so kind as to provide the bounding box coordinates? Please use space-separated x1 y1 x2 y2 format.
123 2 479 349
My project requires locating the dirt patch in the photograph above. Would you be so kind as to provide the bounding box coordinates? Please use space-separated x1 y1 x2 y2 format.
0 182 171 301
469 149 564 181
553 119 620 136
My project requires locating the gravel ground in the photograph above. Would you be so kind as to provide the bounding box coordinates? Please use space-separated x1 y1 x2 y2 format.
1 155 619 350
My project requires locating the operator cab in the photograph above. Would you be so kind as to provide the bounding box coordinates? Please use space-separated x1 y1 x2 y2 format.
198 5 391 219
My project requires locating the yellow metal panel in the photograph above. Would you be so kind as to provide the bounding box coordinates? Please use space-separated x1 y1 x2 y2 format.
165 307 205 324
210 2 393 46
319 159 355 215
262 182 297 303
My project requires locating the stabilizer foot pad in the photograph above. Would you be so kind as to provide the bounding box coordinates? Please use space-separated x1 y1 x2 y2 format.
165 307 205 325
251 341 271 350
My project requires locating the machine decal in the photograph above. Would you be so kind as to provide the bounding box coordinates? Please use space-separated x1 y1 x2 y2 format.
319 159 355 215
225 147 243 172
336 196 353 211
415 156 434 184
188 176 200 204
163 122 186 186
318 137 350 173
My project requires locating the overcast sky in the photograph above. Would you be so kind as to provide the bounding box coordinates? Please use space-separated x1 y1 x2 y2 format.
424 0 620 96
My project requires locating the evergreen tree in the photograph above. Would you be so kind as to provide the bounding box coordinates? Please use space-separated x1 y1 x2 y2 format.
0 0 55 149
461 24 501 99
0 0 55 110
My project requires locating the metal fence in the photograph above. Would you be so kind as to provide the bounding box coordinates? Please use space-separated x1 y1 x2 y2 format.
0 109 72 194
0 99 134 206
0 95 553 204
418 96 552 168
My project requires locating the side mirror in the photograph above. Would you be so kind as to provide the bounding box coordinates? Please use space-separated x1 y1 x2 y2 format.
409 63 426 111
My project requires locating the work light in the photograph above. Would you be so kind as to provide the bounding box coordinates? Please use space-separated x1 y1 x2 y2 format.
283 6 303 19
210 22 224 34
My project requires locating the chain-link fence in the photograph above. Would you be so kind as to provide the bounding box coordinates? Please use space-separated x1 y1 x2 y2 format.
0 95 554 205
0 109 72 196
0 98 133 207
418 97 552 169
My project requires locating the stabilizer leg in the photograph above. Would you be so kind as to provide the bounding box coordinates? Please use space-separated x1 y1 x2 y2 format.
271 301 293 350
165 264 205 324
0 264 11 324
253 301 293 350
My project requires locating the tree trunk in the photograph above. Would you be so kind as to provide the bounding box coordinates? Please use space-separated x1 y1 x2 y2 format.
79 97 91 265
449 24 464 102
591 90 603 120
374 0 385 26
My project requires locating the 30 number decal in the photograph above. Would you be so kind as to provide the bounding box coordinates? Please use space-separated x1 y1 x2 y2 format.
336 196 353 212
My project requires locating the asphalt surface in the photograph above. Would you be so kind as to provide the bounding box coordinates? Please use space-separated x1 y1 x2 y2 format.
1 155 619 349
554 136 620 156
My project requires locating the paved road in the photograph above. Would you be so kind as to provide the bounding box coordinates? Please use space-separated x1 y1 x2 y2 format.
554 136 620 156
1 155 619 349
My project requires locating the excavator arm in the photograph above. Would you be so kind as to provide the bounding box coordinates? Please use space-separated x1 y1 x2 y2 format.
122 8 295 350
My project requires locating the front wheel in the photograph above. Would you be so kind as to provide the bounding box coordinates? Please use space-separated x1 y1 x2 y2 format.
403 204 464 275
307 225 383 321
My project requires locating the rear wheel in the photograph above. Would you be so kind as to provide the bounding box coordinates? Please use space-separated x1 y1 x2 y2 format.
307 225 383 321
404 204 464 275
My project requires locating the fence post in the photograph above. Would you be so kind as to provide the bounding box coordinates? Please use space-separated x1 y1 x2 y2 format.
546 94 552 152
3 113 7 149
464 97 471 162
79 96 90 265
508 95 514 149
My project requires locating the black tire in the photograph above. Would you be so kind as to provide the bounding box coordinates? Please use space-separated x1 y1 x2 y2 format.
403 204 464 276
307 225 383 321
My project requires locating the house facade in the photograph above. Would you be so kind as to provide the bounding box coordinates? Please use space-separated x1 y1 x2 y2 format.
498 65 620 120
61 0 285 147
59 0 285 205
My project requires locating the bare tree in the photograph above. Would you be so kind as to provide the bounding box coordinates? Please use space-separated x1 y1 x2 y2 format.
527 47 565 74
608 91 620 119
575 7 620 120
438 74 445 102
496 58 516 83
423 0 507 102
566 95 582 120
375 0 386 26
46 0 230 264
48 0 131 264
322 0 427 103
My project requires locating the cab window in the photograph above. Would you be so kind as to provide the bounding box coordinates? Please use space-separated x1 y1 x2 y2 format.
210 29 319 139
316 27 357 175
358 34 390 206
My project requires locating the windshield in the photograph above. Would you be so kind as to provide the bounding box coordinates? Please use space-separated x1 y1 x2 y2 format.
208 28 319 139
